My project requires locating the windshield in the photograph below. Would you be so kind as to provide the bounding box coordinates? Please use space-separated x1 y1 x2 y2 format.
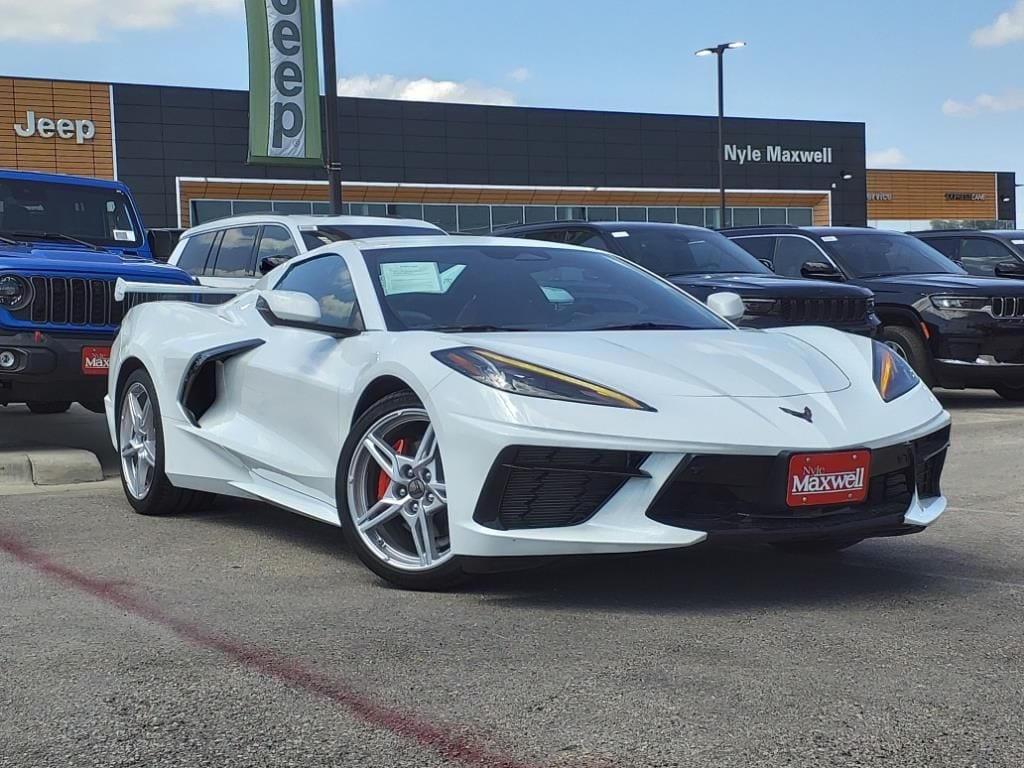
362 243 731 332
0 178 141 248
612 226 773 276
825 232 965 277
301 224 440 249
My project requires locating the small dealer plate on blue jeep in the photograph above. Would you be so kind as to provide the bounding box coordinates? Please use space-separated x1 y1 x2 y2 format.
82 346 111 376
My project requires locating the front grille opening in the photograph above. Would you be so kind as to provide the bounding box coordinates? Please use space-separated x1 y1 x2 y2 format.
779 297 867 324
647 446 917 536
473 446 649 530
991 297 1024 318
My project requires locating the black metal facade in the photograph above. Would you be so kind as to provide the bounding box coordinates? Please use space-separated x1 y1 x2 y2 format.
112 83 868 228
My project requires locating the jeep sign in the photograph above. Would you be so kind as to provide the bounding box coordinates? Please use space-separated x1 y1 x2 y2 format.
244 0 322 165
14 111 95 144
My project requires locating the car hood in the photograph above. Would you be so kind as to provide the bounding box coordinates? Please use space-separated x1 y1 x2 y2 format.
859 273 1024 295
670 273 870 298
441 329 851 398
0 244 193 282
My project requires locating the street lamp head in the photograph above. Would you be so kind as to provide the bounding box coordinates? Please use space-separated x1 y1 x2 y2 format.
726 41 746 49
695 48 715 57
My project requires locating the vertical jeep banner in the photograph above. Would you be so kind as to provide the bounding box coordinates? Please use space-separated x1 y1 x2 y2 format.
245 0 323 165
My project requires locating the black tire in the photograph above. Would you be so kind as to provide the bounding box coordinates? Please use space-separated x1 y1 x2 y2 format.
26 401 71 414
880 324 935 387
336 390 470 591
772 538 863 554
994 385 1024 402
116 368 212 516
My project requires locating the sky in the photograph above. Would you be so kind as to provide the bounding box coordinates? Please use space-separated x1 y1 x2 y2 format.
0 0 1021 215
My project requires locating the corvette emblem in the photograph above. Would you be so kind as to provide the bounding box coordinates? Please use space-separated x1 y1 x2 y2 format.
780 405 813 423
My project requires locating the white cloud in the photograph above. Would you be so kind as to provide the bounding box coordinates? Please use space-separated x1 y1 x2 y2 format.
337 74 517 106
509 67 530 83
943 89 1024 116
971 1 1024 47
0 0 240 42
866 148 908 167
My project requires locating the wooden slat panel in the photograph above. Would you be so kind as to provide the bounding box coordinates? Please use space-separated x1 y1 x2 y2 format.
866 169 999 220
0 76 113 180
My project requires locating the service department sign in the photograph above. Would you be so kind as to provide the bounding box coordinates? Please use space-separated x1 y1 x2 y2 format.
244 0 322 165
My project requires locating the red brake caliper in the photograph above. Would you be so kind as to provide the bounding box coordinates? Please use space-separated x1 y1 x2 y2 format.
376 439 406 500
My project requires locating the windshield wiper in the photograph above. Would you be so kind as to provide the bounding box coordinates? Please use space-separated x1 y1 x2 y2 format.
588 322 695 331
0 234 23 246
429 324 534 333
3 230 103 251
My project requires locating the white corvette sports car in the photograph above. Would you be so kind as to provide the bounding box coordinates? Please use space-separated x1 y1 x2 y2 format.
106 235 951 589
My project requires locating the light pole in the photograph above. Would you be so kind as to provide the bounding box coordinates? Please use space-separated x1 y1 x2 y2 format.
320 0 343 212
695 41 746 228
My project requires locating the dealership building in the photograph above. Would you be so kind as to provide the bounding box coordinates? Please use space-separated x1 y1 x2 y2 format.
0 75 1017 233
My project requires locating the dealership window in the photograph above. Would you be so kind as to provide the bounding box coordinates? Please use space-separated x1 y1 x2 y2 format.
492 206 525 229
586 207 617 221
617 207 647 222
525 206 556 224
187 198 820 232
423 204 457 232
786 209 814 226
191 200 232 224
233 200 275 216
457 206 491 233
731 208 760 227
675 208 704 226
556 206 586 221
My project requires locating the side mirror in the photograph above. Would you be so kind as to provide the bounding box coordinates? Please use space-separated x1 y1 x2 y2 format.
800 260 844 281
758 259 775 271
259 255 290 275
258 290 322 325
994 260 1024 278
146 229 182 262
706 291 746 322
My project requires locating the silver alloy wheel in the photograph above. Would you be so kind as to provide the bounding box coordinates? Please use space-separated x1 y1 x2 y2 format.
347 408 452 572
884 339 909 361
119 381 157 500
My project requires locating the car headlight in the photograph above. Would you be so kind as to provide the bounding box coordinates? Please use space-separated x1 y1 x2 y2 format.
0 274 31 311
872 342 919 402
741 298 777 315
432 347 654 411
930 295 990 312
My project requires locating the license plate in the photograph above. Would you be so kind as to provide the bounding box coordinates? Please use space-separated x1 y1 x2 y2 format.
787 450 871 507
81 346 111 375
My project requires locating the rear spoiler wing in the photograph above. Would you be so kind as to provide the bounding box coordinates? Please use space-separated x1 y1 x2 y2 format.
114 278 249 302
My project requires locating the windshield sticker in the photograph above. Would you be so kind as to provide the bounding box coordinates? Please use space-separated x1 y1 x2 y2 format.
439 264 465 290
380 262 443 295
1013 239 1024 245
298 224 317 231
611 231 630 238
821 235 838 242
112 229 134 241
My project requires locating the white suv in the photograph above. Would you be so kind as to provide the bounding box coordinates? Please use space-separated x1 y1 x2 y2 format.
168 214 445 288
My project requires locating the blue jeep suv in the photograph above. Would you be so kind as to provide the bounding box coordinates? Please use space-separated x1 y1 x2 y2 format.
0 170 195 414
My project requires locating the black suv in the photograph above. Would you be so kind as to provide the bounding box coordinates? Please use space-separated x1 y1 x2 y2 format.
910 229 1024 279
493 221 879 335
725 225 1024 400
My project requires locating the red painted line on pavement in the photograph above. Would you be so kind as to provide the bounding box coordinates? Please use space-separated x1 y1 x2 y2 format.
0 531 541 768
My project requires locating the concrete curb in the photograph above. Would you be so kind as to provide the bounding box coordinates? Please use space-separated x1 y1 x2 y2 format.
0 449 104 487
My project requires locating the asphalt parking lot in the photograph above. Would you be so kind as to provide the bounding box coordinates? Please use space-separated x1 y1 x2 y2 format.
1 392 1023 767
